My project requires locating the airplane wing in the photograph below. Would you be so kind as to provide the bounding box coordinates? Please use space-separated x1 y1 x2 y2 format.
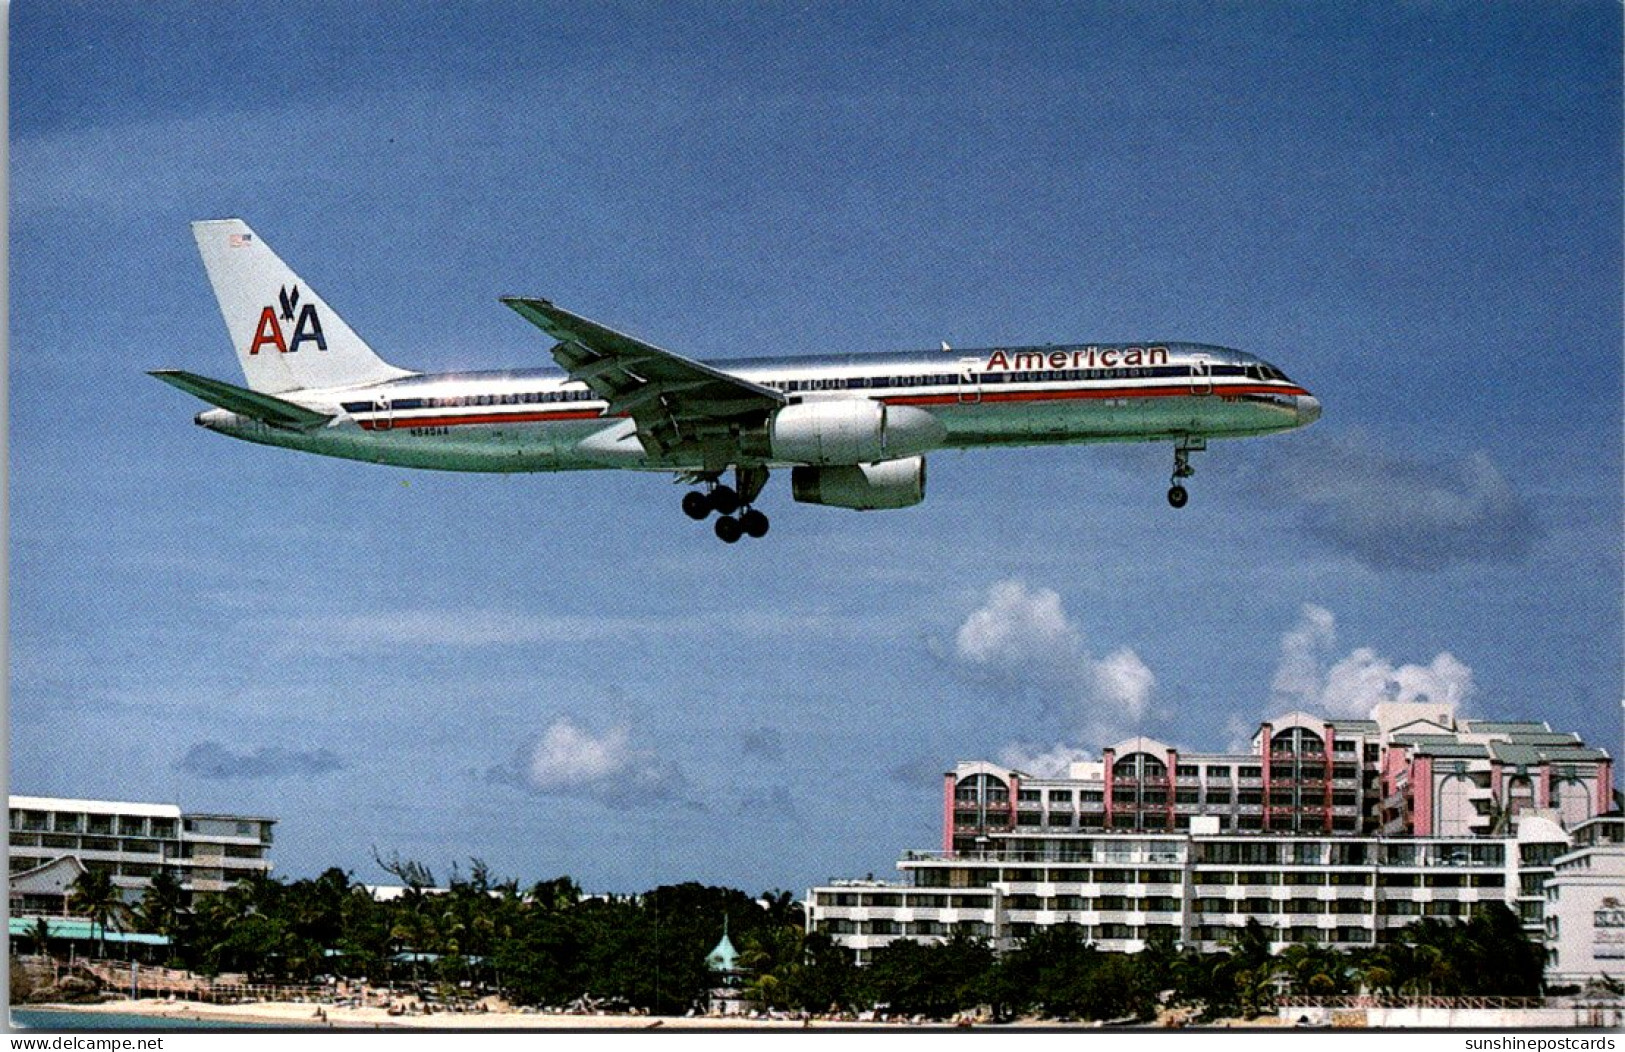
500 297 785 455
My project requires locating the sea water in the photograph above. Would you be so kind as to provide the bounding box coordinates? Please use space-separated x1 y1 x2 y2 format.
11 1008 322 1031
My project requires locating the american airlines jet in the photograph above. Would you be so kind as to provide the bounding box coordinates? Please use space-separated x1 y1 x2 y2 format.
155 220 1321 542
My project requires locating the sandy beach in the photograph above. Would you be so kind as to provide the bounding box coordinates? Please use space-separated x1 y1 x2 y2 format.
39 998 917 1030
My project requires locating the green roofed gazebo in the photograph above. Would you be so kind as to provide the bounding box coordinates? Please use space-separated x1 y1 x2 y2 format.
705 917 747 1016
705 916 740 973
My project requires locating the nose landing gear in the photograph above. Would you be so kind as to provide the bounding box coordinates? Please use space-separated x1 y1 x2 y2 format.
1168 438 1204 508
680 465 771 542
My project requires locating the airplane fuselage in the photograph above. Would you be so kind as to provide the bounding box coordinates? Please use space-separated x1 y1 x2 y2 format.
198 341 1319 474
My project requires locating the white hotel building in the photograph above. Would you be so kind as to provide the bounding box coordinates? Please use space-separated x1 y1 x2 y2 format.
809 703 1620 982
8 795 276 913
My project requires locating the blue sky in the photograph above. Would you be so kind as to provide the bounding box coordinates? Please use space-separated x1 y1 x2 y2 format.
10 2 1620 894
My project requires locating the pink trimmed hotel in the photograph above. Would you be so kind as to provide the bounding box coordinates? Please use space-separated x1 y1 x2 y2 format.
811 701 1621 985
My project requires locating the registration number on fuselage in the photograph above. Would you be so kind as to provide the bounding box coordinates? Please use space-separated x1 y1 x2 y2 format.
407 426 451 437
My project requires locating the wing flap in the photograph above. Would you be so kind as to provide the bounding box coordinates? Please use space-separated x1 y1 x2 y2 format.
500 298 785 443
150 369 332 430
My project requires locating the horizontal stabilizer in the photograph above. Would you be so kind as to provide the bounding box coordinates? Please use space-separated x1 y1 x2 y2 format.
149 369 331 430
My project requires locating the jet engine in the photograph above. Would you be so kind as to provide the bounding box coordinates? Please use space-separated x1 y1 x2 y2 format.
768 400 944 465
790 457 926 510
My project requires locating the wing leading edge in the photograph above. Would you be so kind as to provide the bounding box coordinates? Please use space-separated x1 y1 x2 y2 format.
500 297 784 456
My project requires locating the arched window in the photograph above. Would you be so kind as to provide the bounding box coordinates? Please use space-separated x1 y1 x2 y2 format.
1552 776 1594 827
1117 752 1166 780
954 773 1009 807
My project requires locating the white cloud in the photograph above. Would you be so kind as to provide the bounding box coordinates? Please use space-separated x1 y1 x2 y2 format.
1269 603 1338 708
526 719 637 789
952 579 1155 753
490 717 695 809
1269 604 1474 719
1319 649 1474 718
1093 647 1156 713
1267 436 1539 571
954 580 1078 662
996 742 1096 777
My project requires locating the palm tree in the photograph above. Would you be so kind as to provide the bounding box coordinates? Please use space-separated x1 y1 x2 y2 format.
1214 918 1276 1018
528 876 581 913
758 889 803 928
133 867 187 941
21 917 53 958
69 868 127 960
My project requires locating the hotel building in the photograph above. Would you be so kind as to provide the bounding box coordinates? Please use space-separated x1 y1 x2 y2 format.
809 703 1619 980
8 795 276 914
1542 815 1625 984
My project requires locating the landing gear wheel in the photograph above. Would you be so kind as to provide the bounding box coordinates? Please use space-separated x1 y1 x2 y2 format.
710 485 741 516
1167 484 1189 509
740 508 770 538
681 491 711 520
714 515 743 543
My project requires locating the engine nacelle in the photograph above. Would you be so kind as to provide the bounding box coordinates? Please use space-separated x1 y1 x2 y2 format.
768 400 944 465
790 457 926 510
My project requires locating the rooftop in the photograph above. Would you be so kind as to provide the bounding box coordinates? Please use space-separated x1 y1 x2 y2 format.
9 916 169 946
9 796 181 819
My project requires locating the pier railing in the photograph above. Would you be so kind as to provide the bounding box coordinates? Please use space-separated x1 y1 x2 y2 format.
65 958 325 1004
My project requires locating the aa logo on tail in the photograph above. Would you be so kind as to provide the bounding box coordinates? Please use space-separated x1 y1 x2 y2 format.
249 285 328 355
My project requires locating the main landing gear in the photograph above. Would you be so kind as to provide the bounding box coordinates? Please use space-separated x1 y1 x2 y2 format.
681 466 770 543
1168 438 1205 509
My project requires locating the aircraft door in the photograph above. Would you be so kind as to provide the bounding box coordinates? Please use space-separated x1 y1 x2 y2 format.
958 358 982 404
1190 356 1213 396
373 394 393 431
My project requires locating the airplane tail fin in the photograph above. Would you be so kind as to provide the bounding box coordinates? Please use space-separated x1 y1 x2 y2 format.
191 219 413 394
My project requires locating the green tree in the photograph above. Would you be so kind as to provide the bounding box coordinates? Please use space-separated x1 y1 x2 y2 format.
21 917 53 958
866 933 994 1019
784 931 859 1013
69 868 127 960
133 867 187 939
1209 918 1276 1018
1276 939 1353 998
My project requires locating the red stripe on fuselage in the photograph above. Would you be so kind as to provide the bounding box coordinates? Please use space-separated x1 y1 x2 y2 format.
356 383 1308 430
881 383 1309 407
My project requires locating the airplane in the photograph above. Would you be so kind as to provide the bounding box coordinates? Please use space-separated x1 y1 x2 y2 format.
154 219 1321 542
